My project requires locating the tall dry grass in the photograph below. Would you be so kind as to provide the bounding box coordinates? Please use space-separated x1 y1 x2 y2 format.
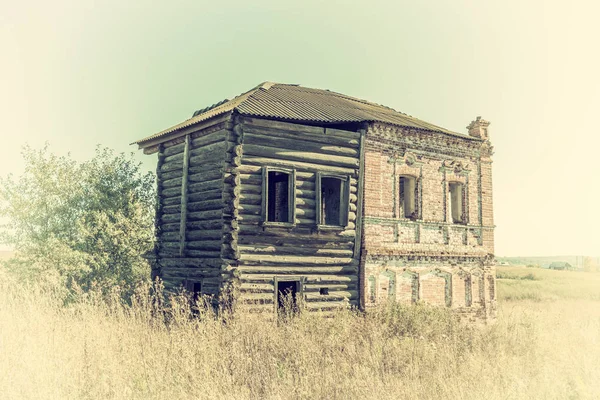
0 266 599 399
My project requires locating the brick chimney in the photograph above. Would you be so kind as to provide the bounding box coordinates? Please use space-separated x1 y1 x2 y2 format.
467 116 490 140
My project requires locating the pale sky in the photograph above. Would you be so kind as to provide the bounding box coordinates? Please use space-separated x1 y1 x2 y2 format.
1 0 598 256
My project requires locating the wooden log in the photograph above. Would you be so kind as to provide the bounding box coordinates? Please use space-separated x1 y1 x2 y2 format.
187 240 222 251
160 223 180 232
188 169 223 183
238 203 261 215
185 250 222 258
162 196 181 207
160 160 183 173
162 204 181 215
238 245 353 257
189 140 227 158
163 142 185 157
179 134 191 256
162 213 181 224
295 208 315 219
188 178 224 194
187 229 223 240
354 128 366 259
243 144 359 169
187 219 223 231
187 199 224 212
241 119 361 144
188 189 223 203
305 291 358 301
236 265 358 274
190 129 227 148
244 132 359 157
239 193 262 205
239 254 356 266
158 257 223 268
188 162 223 176
239 274 358 284
162 186 183 198
237 234 354 249
161 169 183 181
162 176 183 189
242 156 357 176
187 209 223 221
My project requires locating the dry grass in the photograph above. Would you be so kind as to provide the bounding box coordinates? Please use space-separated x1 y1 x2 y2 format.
0 267 599 399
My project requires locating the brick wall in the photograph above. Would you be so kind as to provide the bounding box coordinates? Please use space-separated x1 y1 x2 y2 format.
361 122 496 318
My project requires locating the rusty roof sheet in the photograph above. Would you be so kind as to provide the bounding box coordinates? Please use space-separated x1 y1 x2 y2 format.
134 82 472 146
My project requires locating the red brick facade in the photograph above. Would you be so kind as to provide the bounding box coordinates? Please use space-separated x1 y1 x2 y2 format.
360 118 496 319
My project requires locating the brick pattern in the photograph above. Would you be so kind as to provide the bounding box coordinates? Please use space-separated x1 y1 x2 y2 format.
361 122 496 318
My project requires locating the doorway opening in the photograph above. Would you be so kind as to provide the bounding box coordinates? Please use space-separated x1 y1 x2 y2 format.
276 279 300 315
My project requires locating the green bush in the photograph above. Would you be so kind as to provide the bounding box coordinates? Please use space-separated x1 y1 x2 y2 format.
0 145 155 297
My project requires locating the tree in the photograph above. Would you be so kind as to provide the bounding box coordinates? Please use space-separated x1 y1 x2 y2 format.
0 145 155 294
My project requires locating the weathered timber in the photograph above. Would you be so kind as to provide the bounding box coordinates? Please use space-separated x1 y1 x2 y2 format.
187 240 222 251
187 219 223 230
162 176 183 189
162 142 185 157
189 140 228 158
238 245 353 257
179 134 191 256
188 189 223 203
161 223 181 232
187 209 223 221
187 199 224 212
243 156 357 176
161 160 183 173
236 265 358 274
190 129 227 148
239 254 356 266
243 144 359 169
188 178 224 194
244 132 359 157
354 128 366 259
239 273 358 284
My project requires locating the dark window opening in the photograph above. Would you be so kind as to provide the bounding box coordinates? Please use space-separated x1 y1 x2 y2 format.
321 177 342 225
399 176 418 219
449 182 465 224
184 280 202 314
319 287 329 295
277 280 299 315
267 171 290 222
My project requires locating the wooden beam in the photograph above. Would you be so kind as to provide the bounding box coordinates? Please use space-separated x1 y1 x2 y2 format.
179 134 191 257
354 127 366 259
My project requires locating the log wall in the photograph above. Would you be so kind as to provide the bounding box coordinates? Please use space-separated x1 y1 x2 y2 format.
235 117 362 312
156 117 232 294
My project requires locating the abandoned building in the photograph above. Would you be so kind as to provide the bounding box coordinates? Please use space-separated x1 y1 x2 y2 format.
133 82 496 318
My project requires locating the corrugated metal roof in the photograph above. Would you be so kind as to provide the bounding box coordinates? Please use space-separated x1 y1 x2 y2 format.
134 82 472 146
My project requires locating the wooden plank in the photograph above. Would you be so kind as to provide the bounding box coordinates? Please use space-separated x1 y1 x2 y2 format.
162 142 185 157
242 118 361 142
179 134 190 256
187 209 223 221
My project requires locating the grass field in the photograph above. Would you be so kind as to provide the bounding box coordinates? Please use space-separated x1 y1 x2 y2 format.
0 266 599 399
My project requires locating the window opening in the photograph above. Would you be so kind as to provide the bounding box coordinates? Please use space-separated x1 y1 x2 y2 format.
319 287 329 295
399 176 417 219
277 280 300 315
449 182 465 224
321 177 342 225
267 171 290 222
